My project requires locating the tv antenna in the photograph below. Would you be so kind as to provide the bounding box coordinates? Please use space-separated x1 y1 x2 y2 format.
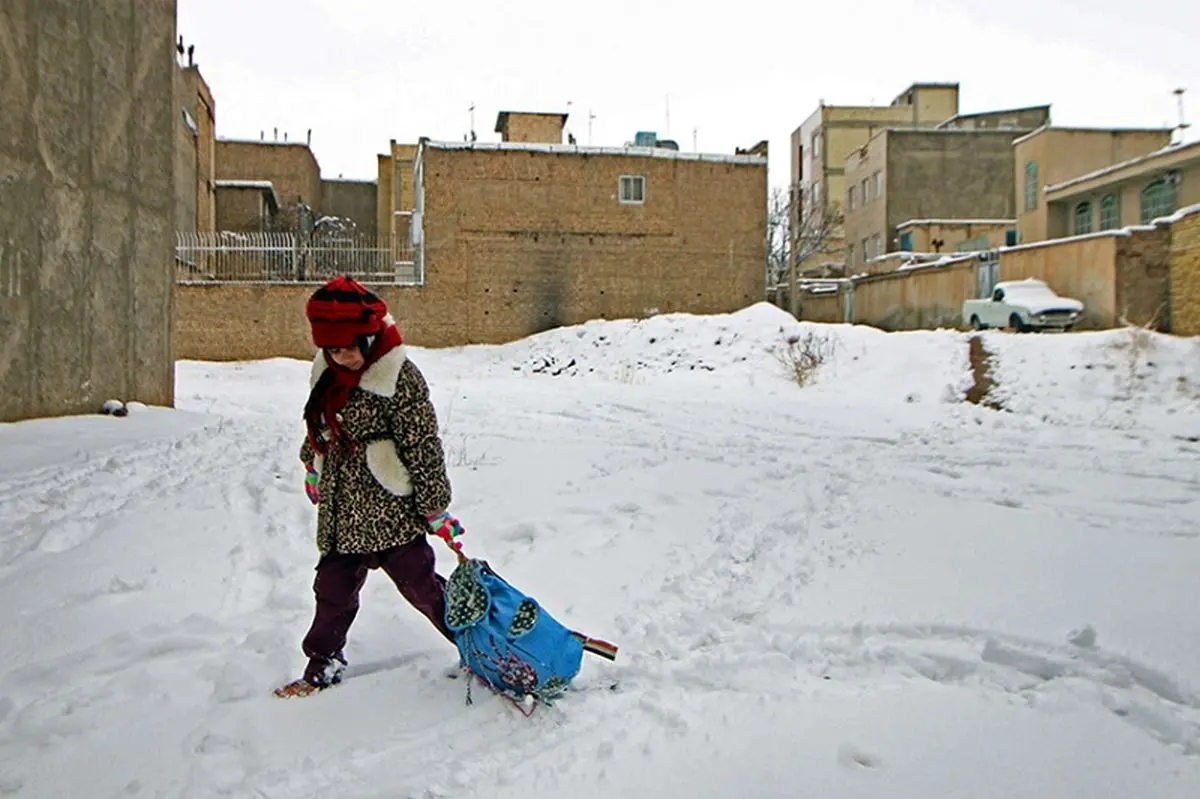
1174 88 1190 143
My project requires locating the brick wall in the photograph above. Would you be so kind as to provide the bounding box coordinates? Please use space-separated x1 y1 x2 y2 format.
1114 227 1172 329
217 140 322 216
1171 211 1200 335
214 186 267 232
419 144 767 345
175 143 768 359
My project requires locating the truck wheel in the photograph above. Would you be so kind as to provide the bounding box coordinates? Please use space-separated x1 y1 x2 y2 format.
1008 313 1025 333
970 315 983 331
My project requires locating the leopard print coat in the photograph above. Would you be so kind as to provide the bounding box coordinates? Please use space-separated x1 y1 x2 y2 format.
299 343 451 556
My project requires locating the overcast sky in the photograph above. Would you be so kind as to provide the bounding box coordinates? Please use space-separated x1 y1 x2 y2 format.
177 0 1198 186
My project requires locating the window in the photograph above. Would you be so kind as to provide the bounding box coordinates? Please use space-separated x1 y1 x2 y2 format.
1024 161 1038 212
899 232 913 252
1141 177 1176 223
811 131 821 158
1073 201 1093 235
873 233 882 258
873 171 883 198
862 238 870 262
1099 194 1120 230
812 182 821 208
862 178 870 204
619 175 645 204
1005 230 1018 247
848 186 856 211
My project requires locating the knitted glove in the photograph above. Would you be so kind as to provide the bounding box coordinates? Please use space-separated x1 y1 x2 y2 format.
304 466 320 505
427 511 464 540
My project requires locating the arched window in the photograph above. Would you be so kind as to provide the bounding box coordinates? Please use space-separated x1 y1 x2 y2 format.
1073 201 1093 235
1099 194 1120 230
1024 161 1038 211
1141 178 1176 223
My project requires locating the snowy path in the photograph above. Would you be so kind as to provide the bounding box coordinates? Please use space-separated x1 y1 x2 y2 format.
1 309 1199 797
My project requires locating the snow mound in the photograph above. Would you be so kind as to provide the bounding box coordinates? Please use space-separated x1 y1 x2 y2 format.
418 303 976 406
982 328 1200 436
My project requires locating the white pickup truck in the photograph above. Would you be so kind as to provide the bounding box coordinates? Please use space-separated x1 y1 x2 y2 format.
962 279 1084 332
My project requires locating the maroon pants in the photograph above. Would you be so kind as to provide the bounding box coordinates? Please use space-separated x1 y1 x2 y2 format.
301 536 455 684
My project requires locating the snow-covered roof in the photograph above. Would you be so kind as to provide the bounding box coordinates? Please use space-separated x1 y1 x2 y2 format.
215 179 276 189
216 137 314 149
420 140 767 166
896 218 1015 228
1043 141 1200 195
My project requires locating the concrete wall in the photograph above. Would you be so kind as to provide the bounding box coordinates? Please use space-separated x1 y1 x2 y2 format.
885 131 1021 247
998 236 1118 329
851 260 979 330
793 228 1173 333
0 0 177 422
320 179 378 238
897 221 1014 253
1172 210 1200 336
172 67 197 233
939 106 1050 132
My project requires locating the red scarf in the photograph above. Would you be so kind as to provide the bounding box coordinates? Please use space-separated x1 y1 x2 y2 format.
306 323 404 455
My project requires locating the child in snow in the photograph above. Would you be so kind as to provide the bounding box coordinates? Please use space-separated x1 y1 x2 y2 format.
275 276 464 698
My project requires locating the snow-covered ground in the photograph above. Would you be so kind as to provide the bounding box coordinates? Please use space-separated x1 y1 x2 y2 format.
1 303 1198 798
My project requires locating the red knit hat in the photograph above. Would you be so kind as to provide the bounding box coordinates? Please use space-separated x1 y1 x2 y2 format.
305 276 389 348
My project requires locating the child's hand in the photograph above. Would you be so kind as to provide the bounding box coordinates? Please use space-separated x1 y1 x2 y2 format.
427 511 464 540
304 467 319 505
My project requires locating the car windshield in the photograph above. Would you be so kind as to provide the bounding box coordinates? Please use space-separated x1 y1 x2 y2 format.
1005 284 1055 298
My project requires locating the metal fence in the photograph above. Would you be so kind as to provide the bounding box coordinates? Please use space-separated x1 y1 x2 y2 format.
175 232 422 285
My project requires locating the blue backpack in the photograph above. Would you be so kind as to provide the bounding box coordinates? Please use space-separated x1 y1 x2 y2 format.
443 555 617 712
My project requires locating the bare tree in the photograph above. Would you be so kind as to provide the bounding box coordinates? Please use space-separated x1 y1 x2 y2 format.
767 181 845 316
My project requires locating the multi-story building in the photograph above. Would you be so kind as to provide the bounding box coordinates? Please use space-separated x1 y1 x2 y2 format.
1040 139 1200 238
788 83 961 276
173 64 216 234
1013 126 1174 242
842 125 1045 270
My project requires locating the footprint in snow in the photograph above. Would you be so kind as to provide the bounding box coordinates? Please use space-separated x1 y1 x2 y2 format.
838 743 881 769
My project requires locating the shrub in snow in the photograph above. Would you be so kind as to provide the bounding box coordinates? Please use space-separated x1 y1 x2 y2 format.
773 330 835 387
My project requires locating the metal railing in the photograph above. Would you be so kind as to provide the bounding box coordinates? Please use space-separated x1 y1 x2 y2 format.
175 232 421 285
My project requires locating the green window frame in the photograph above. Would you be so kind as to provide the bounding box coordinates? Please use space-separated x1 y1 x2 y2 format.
1140 178 1176 223
1073 201 1093 235
1098 194 1120 230
1024 161 1038 212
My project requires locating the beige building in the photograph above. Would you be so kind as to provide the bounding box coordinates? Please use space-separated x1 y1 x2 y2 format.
843 128 1037 270
894 219 1016 255
495 111 569 144
216 138 322 230
1013 126 1173 242
936 105 1052 132
174 64 216 234
214 180 279 231
405 111 767 343
789 83 961 275
1042 140 1200 239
